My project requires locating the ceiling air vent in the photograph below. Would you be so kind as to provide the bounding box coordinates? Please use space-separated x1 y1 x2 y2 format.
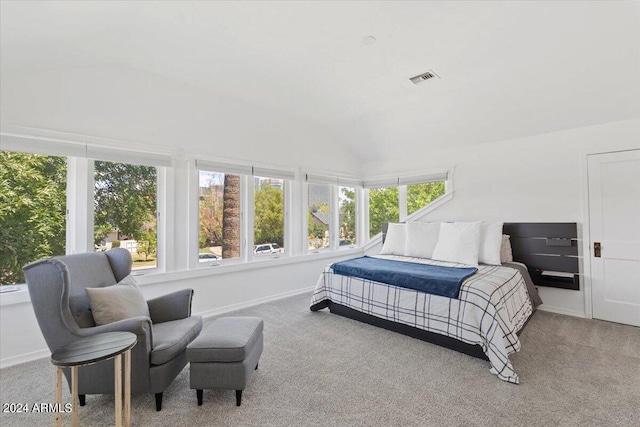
410 70 440 85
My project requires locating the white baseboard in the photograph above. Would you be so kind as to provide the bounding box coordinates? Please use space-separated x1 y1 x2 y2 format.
0 287 315 370
195 286 315 319
537 304 586 318
0 348 50 369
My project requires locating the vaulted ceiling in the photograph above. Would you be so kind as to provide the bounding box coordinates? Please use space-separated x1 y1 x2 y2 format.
1 1 639 171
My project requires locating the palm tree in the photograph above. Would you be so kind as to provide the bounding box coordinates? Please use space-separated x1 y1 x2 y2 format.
222 174 241 258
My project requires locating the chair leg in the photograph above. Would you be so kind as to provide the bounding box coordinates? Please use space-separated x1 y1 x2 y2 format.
78 394 86 406
155 392 163 411
197 390 203 406
236 390 242 407
255 363 258 370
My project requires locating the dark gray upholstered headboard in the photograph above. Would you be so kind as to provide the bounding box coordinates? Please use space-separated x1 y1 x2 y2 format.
381 222 580 290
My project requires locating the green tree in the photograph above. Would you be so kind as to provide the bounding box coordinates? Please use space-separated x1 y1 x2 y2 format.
254 184 284 247
308 212 327 247
137 217 157 261
339 187 356 244
199 184 223 248
368 187 399 237
94 161 157 243
0 152 67 284
407 182 445 215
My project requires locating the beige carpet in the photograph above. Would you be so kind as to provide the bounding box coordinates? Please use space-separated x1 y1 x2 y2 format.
1 292 639 427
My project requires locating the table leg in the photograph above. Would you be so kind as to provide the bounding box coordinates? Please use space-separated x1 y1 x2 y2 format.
115 354 123 427
55 367 63 427
71 366 79 427
124 349 131 427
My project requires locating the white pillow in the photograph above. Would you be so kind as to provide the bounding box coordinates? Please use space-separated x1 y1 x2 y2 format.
432 222 483 266
501 234 514 263
404 222 440 259
86 275 150 326
380 223 406 255
478 222 504 265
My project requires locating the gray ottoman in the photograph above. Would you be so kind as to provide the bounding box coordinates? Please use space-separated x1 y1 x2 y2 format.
186 317 263 406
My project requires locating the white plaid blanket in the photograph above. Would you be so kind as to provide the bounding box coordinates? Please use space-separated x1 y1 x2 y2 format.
310 255 533 384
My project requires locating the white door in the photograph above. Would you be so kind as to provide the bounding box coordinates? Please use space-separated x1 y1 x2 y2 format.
589 149 640 326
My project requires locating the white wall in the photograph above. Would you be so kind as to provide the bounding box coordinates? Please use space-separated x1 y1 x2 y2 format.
363 118 640 317
0 250 358 368
0 66 360 175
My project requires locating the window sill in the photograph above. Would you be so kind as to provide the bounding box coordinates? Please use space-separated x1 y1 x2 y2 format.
0 247 363 307
0 284 30 306
135 247 363 287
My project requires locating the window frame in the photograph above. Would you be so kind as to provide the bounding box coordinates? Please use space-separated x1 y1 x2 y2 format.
3 132 434 288
193 159 296 267
0 136 170 281
364 170 451 241
192 163 248 268
251 174 290 261
92 159 163 275
306 182 333 253
304 173 363 254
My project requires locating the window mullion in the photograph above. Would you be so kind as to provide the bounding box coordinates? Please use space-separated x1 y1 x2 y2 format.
362 188 370 243
67 157 93 254
156 168 169 273
302 182 310 255
330 185 339 250
399 185 408 222
284 180 293 257
245 175 255 263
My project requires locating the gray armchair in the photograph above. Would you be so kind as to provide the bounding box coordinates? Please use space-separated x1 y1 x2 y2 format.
23 248 203 411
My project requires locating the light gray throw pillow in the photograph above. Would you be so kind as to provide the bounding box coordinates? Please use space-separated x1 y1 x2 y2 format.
500 234 514 263
86 275 150 326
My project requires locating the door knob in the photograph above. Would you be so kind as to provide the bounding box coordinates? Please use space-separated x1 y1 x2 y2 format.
594 242 601 258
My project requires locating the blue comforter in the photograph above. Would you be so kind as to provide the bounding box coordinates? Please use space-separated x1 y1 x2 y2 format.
331 256 478 299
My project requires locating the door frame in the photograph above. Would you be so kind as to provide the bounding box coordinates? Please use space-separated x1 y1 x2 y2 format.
581 147 640 320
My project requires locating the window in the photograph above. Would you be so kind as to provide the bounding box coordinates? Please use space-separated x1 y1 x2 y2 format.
198 170 241 261
195 161 293 264
1 151 67 285
254 176 285 256
368 187 399 238
308 183 331 250
94 161 158 271
366 172 449 238
305 174 362 252
339 186 356 246
407 181 446 216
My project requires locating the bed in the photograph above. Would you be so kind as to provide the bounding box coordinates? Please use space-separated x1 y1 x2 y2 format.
310 222 579 384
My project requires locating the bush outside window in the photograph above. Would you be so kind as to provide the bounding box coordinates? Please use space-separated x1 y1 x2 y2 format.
254 176 285 255
339 186 356 246
407 181 446 216
0 151 67 285
368 187 399 238
368 180 446 238
94 161 158 271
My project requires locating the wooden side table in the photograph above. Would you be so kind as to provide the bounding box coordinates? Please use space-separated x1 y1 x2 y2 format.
51 332 137 427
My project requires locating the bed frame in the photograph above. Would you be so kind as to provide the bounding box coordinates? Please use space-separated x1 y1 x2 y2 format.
323 222 579 360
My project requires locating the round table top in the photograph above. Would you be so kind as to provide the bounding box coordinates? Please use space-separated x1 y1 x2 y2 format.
51 332 137 367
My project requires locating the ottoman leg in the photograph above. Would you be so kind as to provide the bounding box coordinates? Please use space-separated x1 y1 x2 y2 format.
236 390 242 406
197 390 203 406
